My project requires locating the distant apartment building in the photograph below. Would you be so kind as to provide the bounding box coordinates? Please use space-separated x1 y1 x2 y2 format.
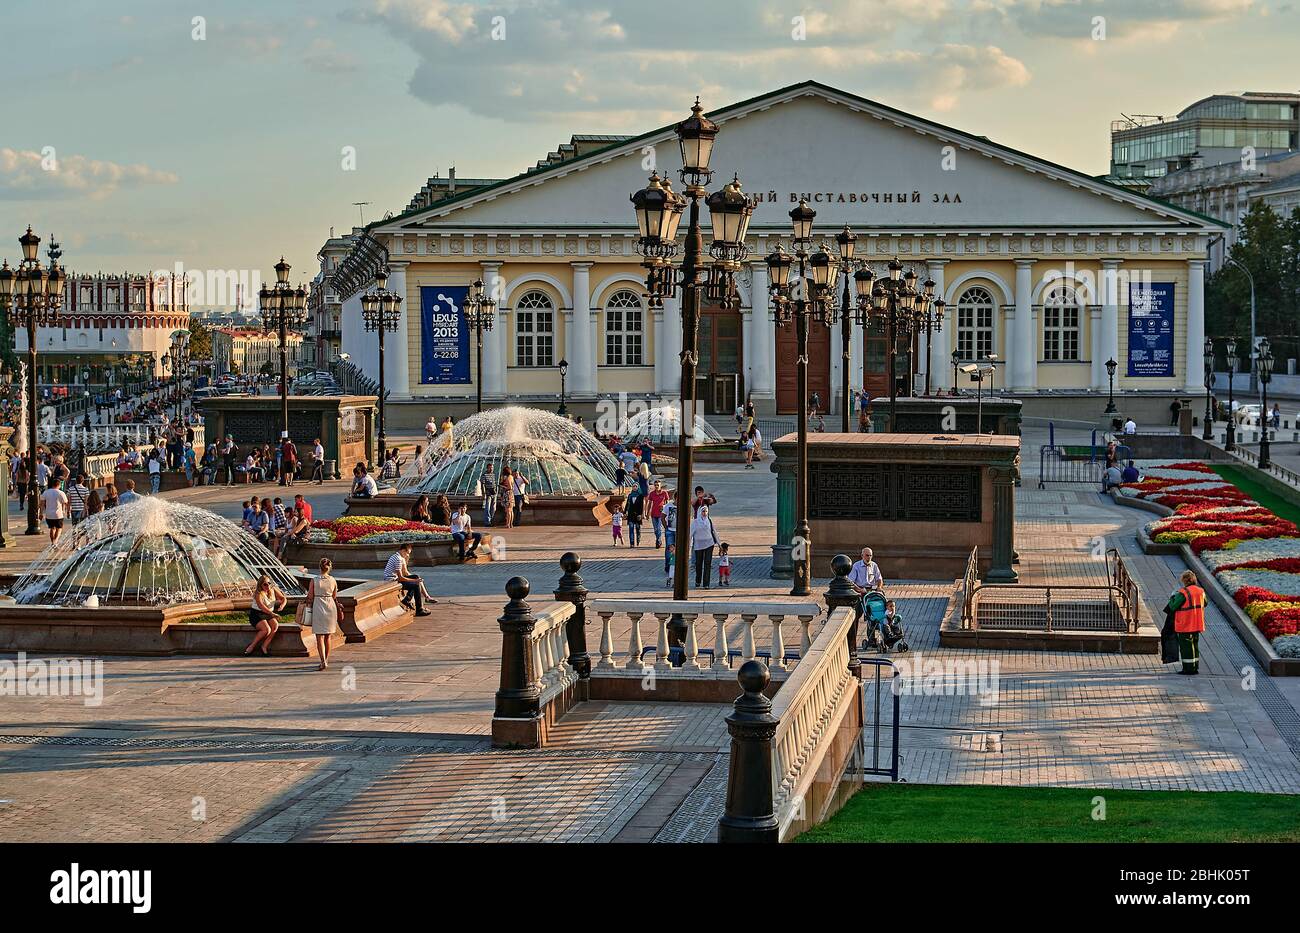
1111 92 1300 183
211 327 305 377
1149 150 1300 268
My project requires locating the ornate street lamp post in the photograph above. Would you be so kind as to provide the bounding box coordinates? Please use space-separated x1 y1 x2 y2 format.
0 227 66 535
917 297 945 397
951 349 961 395
557 358 569 416
164 329 189 424
1225 337 1238 452
1104 358 1118 415
767 207 836 597
631 98 752 642
1202 337 1215 442
259 258 307 457
360 266 403 467
863 259 929 432
833 225 856 432
1257 337 1274 468
464 278 496 414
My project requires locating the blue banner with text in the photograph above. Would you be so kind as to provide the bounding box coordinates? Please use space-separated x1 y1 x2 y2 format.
420 286 471 384
1127 282 1175 378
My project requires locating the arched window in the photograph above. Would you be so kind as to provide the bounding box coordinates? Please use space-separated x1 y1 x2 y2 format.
955 286 995 361
515 290 554 367
604 289 644 366
1043 284 1081 362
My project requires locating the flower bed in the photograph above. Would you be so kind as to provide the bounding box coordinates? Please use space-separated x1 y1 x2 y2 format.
1120 461 1300 644
307 515 451 545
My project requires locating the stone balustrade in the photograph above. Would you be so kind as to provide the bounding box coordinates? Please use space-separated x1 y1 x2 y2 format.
588 598 821 677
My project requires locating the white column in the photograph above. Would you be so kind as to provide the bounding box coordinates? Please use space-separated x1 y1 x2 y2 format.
661 293 682 398
652 307 667 396
926 259 949 390
386 262 411 399
568 262 595 395
1012 259 1036 391
1101 259 1122 384
1186 258 1206 393
1089 305 1104 390
748 261 774 401
480 261 506 397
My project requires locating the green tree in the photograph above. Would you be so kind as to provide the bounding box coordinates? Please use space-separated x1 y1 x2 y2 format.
187 317 212 362
1206 201 1300 364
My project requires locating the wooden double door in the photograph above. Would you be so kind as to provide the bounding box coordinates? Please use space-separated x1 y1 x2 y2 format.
776 321 831 414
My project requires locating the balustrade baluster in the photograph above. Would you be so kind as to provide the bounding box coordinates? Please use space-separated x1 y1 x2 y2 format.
769 615 786 669
741 613 757 662
626 612 645 670
655 613 672 670
799 614 813 660
683 613 700 668
712 613 731 671
596 611 615 670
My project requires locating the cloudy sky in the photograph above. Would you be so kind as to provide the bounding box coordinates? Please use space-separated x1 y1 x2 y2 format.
4 0 1297 296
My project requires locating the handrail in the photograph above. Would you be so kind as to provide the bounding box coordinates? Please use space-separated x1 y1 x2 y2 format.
859 657 900 781
770 605 857 835
966 581 1133 633
960 546 979 629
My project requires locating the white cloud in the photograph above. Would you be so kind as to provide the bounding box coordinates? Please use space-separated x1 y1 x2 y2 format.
972 0 1257 38
0 149 179 202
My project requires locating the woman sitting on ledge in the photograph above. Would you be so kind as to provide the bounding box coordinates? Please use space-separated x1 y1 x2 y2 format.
244 573 288 657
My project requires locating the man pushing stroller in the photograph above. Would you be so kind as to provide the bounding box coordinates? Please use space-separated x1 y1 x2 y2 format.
848 547 908 652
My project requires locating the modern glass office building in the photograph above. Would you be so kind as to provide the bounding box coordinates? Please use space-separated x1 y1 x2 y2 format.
1111 92 1300 180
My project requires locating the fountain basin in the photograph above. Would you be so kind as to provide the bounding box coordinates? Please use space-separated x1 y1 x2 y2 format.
344 493 618 526
0 575 413 656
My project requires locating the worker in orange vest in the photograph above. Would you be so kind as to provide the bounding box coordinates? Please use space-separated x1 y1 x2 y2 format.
1165 570 1206 675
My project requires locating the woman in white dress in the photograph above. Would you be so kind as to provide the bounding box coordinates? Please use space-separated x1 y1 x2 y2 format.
307 557 341 670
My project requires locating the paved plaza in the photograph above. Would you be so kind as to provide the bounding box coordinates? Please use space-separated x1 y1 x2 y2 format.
2 428 1300 842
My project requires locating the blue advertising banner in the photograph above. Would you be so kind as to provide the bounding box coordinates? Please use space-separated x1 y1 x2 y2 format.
420 286 471 384
1127 282 1175 377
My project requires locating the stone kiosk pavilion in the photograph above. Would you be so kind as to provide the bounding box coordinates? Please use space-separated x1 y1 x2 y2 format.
196 394 378 476
772 433 1019 582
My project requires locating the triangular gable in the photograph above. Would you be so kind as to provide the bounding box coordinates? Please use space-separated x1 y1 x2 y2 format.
373 80 1224 235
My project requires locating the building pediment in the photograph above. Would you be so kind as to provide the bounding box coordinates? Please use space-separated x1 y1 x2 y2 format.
374 81 1224 237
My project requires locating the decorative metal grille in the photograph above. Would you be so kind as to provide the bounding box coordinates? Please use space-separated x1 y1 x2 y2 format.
809 462 981 522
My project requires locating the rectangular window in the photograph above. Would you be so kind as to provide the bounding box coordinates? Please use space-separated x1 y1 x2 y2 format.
957 305 993 360
604 307 643 366
1043 305 1080 361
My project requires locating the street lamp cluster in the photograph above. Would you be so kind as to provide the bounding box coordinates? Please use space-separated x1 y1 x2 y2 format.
463 278 496 414
0 227 66 535
1204 335 1274 465
258 257 308 450
630 98 754 619
162 329 190 423
360 266 403 465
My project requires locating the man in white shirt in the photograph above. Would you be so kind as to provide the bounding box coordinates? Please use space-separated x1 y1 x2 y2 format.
1122 418 1137 435
355 470 379 498
118 479 142 505
384 543 432 615
450 504 482 562
148 451 163 493
310 438 325 484
848 547 884 594
40 480 68 544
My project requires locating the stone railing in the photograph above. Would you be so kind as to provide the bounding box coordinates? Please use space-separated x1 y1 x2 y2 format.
769 603 859 840
588 598 821 677
84 453 119 485
39 422 204 453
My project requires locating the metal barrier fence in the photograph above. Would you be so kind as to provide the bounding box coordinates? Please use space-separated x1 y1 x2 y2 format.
1229 444 1300 490
1036 443 1132 489
858 657 901 782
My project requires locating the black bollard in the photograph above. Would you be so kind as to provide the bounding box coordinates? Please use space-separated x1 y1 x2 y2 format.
554 551 591 700
824 553 861 675
493 576 540 725
718 659 779 844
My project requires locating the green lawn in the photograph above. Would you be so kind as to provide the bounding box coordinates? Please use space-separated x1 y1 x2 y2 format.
1210 464 1300 526
797 783 1300 842
182 610 297 625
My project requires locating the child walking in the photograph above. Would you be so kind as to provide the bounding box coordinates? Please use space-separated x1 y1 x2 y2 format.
664 539 676 587
611 505 624 546
718 542 732 586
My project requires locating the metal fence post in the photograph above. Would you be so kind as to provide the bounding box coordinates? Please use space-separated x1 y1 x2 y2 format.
718 660 779 844
554 551 590 701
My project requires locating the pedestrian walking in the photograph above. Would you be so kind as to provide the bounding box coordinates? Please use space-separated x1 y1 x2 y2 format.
610 504 624 545
690 504 720 589
305 557 341 671
1166 570 1206 675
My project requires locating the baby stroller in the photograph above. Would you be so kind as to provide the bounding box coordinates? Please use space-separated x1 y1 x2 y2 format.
861 590 909 653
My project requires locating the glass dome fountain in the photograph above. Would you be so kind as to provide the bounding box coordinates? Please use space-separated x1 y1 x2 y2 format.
408 437 614 499
621 405 727 446
11 498 305 607
408 406 620 488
